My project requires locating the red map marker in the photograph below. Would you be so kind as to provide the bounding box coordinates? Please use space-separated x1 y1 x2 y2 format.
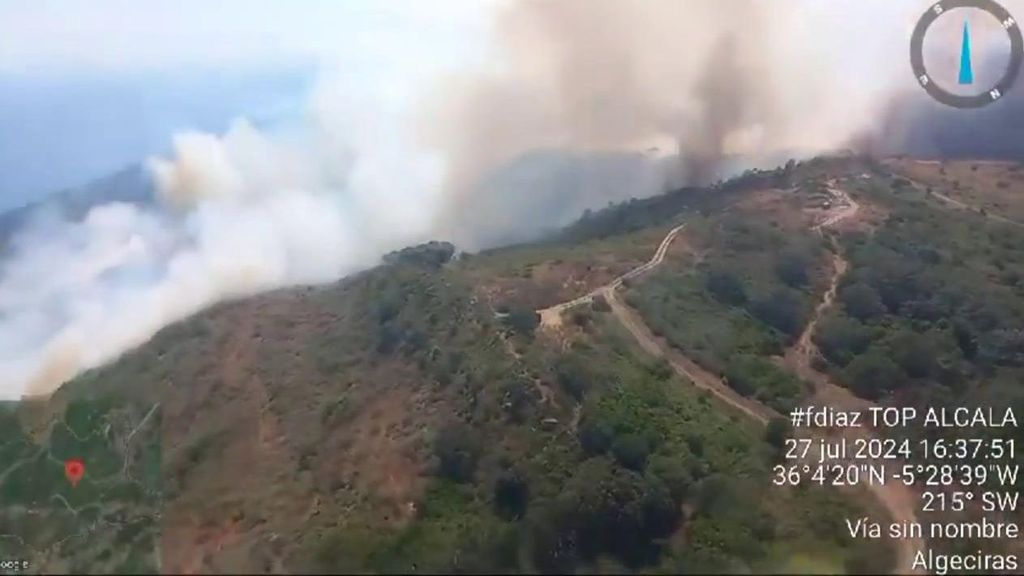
64 458 85 488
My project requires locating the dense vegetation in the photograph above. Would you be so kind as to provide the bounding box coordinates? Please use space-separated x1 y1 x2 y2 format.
311 302 890 573
815 171 1024 447
555 161 798 244
624 208 825 413
0 395 162 572
8 156 936 574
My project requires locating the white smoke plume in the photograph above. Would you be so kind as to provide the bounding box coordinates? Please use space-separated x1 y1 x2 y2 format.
0 99 442 399
421 0 899 248
4 0 1018 398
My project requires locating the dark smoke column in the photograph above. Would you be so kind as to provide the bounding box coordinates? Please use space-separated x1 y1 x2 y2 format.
871 55 1024 160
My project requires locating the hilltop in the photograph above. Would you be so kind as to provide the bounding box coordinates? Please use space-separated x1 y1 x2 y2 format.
2 155 1022 574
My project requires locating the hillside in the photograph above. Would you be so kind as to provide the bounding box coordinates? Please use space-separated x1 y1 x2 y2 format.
2 155 1021 574
0 165 151 250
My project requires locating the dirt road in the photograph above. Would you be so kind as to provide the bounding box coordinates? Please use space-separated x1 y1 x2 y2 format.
537 187 923 573
603 286 775 424
786 186 924 572
814 183 860 231
538 222 686 329
929 189 1023 228
900 160 1023 228
789 184 873 412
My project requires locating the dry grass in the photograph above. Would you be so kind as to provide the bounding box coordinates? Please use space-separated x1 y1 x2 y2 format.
463 227 668 311
886 158 1024 222
144 283 458 572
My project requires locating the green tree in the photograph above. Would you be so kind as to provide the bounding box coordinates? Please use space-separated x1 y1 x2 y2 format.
640 476 680 540
705 269 748 306
383 240 455 269
494 469 529 520
647 455 692 505
571 309 593 327
556 355 591 401
845 352 903 400
579 419 615 456
502 377 534 423
751 288 806 337
434 423 481 482
888 329 935 378
529 458 670 570
505 307 540 338
775 249 811 288
612 433 650 471
814 315 872 366
764 417 791 460
840 282 886 321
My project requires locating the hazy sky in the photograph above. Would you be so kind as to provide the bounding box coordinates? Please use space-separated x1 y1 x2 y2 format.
3 0 1024 400
0 0 1021 211
0 68 313 210
0 0 495 210
0 0 496 73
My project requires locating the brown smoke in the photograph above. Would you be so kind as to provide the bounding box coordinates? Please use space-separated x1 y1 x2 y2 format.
858 55 1024 160
421 0 838 249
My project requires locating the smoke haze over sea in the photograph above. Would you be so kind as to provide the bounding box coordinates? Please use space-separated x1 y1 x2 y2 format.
1 0 1022 399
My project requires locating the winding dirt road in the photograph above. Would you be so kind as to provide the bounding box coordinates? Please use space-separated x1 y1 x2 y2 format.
538 185 924 573
539 223 686 329
929 189 1024 228
788 185 924 572
899 160 1024 228
602 287 774 424
788 184 872 412
539 221 774 425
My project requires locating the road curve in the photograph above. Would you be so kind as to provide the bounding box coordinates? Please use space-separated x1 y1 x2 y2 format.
538 220 774 422
795 185 924 572
538 223 686 327
537 189 922 573
603 286 775 424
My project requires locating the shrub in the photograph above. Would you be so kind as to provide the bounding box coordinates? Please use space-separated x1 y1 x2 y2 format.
570 309 593 328
888 329 936 379
840 282 886 321
612 434 650 471
705 269 747 306
591 294 612 312
775 249 811 287
434 423 481 482
844 352 903 400
647 455 692 504
751 289 806 337
815 315 872 366
648 358 673 381
724 354 802 412
579 420 615 455
494 469 529 519
504 307 540 338
556 356 591 401
764 417 791 458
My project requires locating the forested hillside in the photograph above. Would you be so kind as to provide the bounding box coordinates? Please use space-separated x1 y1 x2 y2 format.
8 155 1020 573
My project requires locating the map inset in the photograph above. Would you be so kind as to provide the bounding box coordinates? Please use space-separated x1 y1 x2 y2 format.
0 396 161 573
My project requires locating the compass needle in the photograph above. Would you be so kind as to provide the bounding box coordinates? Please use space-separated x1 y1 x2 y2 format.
959 20 975 85
910 0 1022 108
